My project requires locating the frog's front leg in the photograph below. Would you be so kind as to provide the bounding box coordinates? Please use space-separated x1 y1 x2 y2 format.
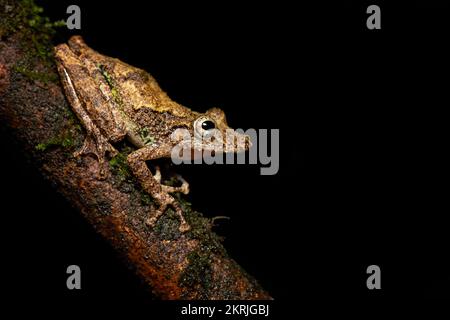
127 146 190 232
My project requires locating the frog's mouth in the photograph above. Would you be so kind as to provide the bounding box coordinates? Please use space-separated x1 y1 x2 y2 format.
170 126 251 162
189 133 252 160
223 132 252 153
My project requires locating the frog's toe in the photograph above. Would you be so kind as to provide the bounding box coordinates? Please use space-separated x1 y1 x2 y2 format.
180 185 189 195
74 134 97 158
176 175 190 195
95 157 110 180
160 184 189 195
74 133 117 179
144 194 190 233
146 215 159 227
105 144 118 157
178 221 191 232
172 203 190 232
160 175 190 195
76 134 117 157
153 165 162 183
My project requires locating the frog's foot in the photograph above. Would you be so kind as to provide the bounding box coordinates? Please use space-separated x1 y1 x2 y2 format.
127 148 190 232
153 166 190 195
146 192 190 232
74 130 117 179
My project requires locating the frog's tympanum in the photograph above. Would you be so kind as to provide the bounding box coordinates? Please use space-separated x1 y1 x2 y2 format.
54 36 250 232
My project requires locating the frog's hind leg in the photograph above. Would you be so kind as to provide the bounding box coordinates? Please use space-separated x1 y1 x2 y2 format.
64 37 128 143
55 47 117 178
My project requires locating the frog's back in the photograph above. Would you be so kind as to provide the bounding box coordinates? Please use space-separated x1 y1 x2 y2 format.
110 58 197 119
67 36 197 119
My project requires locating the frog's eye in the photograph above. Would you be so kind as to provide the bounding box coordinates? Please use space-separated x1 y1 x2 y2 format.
201 120 215 130
194 117 216 137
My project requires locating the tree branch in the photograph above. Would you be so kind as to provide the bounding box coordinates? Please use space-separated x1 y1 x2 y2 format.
0 0 271 300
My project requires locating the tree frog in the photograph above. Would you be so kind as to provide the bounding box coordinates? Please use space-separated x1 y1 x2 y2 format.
54 36 250 232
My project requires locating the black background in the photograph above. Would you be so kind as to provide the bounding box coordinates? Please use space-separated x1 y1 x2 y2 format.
2 0 449 314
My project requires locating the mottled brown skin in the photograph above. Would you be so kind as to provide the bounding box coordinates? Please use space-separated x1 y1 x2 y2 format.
54 36 249 232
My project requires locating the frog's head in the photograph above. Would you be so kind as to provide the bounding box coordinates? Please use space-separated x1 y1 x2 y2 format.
190 108 251 154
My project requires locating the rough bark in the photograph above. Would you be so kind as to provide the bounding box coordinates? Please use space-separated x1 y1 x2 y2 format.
0 0 271 300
